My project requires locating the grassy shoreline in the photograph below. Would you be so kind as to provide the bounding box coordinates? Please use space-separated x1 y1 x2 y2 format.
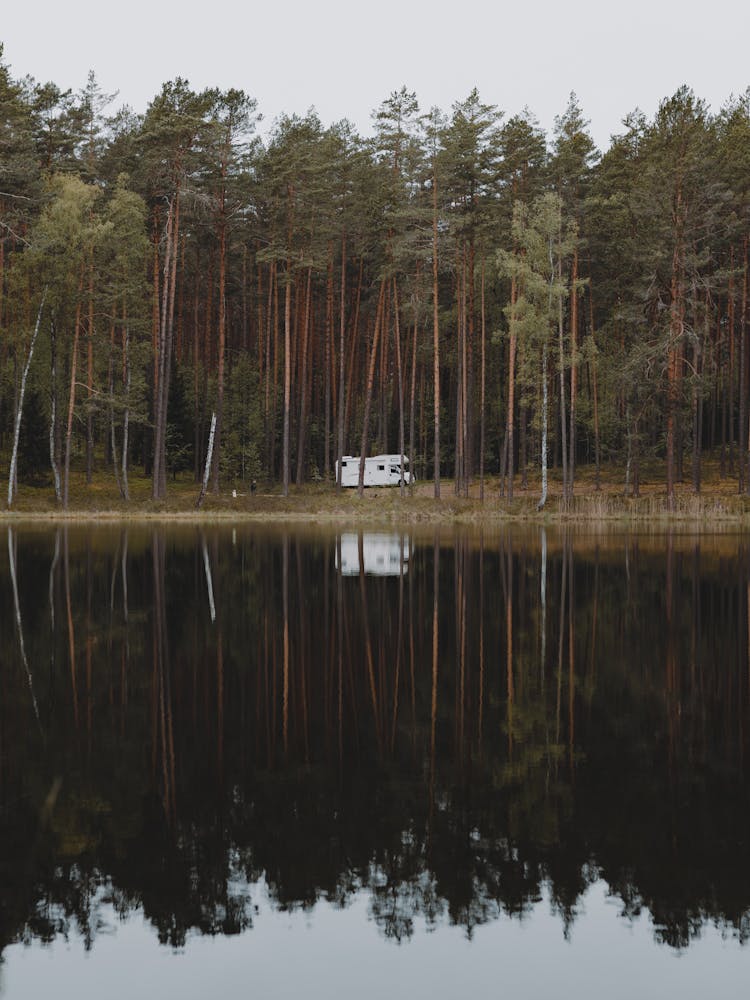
4 465 750 525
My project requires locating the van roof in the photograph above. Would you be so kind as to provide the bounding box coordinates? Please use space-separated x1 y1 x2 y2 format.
339 455 409 463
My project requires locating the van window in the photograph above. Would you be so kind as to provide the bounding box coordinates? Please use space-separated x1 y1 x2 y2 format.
378 465 385 471
341 461 347 467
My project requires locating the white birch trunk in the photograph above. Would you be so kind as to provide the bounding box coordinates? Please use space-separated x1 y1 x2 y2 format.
195 411 217 510
8 289 46 507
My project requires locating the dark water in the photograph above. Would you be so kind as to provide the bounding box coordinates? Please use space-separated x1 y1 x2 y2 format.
1 524 750 998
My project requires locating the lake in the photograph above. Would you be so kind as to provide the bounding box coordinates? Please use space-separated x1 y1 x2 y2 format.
1 523 749 998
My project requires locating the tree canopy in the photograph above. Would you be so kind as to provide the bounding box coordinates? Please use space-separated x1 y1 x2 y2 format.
2 54 750 504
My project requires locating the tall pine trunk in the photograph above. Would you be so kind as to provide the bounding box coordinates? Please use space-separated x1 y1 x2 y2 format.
568 247 578 495
506 273 518 501
64 272 85 510
49 316 61 502
282 262 292 497
432 168 441 498
152 190 181 500
393 279 406 498
358 281 386 496
336 237 347 491
211 192 228 494
86 250 95 485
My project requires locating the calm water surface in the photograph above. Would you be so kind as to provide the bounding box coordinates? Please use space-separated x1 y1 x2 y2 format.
1 524 749 998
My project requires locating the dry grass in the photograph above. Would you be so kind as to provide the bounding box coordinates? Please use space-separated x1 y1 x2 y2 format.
3 457 750 524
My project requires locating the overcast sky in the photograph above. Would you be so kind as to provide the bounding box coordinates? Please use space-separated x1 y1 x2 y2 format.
2 0 748 150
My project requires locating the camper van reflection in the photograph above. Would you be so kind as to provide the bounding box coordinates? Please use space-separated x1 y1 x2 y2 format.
335 455 412 487
335 533 410 576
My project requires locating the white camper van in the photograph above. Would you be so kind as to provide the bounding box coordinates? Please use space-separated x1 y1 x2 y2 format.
335 455 412 488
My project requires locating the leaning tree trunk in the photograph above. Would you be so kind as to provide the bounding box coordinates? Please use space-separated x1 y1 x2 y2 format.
8 288 47 507
196 412 217 510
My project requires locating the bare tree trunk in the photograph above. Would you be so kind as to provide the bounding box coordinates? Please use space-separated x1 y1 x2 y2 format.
325 246 333 479
432 169 441 498
480 261 486 501
211 201 227 494
506 273 518 501
86 249 95 485
740 236 749 495
393 279 406 498
108 323 124 499
666 182 684 512
589 287 601 490
691 328 701 494
153 199 173 498
358 281 386 497
8 289 46 507
152 201 172 496
461 246 469 497
538 342 549 511
49 316 61 502
264 261 274 465
344 258 363 450
121 307 130 502
557 248 569 503
336 237 347 491
153 189 181 500
409 315 418 493
196 411 217 510
282 264 292 497
568 246 578 496
295 268 313 485
64 273 85 510
454 252 464 496
270 262 280 479
538 242 554 512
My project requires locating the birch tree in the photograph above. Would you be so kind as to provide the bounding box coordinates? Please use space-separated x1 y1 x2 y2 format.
498 193 575 509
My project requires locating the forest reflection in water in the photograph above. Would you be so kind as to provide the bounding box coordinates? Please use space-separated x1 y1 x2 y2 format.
1 523 750 969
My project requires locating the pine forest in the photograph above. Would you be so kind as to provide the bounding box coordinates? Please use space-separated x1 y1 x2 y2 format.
2 46 750 511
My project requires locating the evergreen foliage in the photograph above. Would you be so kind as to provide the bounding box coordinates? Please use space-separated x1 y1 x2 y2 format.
2 47 750 502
